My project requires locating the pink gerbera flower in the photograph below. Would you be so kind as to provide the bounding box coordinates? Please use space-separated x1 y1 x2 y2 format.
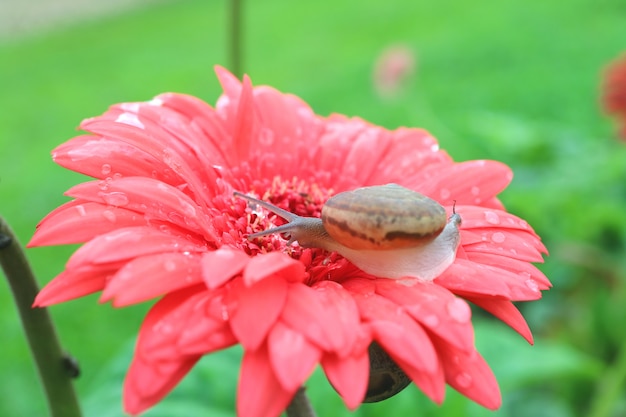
30 67 550 417
602 53 626 139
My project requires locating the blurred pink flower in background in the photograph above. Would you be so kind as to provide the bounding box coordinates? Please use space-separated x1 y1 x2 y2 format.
30 67 549 417
373 44 417 98
602 53 626 139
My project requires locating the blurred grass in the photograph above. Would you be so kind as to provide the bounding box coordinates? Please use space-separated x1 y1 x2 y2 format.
1 0 625 416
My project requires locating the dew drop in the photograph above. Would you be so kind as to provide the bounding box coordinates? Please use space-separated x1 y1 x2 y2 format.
491 232 506 243
422 314 440 327
164 260 177 272
101 192 129 207
439 188 451 199
101 164 112 175
75 205 87 217
455 372 473 388
115 112 145 129
484 211 500 225
525 278 539 292
258 128 275 146
102 210 116 223
447 298 471 323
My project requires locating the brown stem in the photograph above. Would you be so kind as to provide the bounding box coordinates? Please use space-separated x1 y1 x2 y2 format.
0 216 82 417
285 387 318 417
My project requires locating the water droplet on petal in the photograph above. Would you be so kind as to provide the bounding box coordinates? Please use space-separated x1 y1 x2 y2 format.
525 278 539 292
422 314 440 327
101 192 129 207
455 372 473 388
484 211 500 225
447 298 471 323
75 205 87 217
164 260 177 272
491 232 506 243
258 128 275 146
101 164 112 175
115 112 145 129
102 210 116 223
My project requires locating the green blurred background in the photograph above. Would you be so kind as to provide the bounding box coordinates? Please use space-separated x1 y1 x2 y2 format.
1 0 625 416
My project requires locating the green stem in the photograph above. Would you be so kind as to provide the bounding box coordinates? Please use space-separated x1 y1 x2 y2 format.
588 342 626 417
0 216 82 417
285 387 317 417
229 0 243 77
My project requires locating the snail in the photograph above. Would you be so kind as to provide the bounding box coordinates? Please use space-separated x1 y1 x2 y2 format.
234 183 462 281
235 184 462 402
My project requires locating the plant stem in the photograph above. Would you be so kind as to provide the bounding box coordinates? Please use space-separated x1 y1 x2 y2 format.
285 387 318 417
588 342 626 417
229 0 243 77
0 216 82 417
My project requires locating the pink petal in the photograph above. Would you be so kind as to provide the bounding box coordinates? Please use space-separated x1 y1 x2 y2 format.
177 289 237 356
462 229 546 262
238 344 294 417
228 276 288 350
466 296 534 344
154 92 234 169
81 116 215 205
435 260 513 298
215 65 243 100
281 281 361 353
135 286 208 359
392 353 446 404
100 253 203 306
65 226 205 269
28 201 147 247
352 292 439 375
52 135 180 183
438 259 544 301
466 252 551 289
243 252 306 286
321 350 370 409
434 339 502 410
124 353 200 416
201 248 250 289
33 264 117 307
268 321 321 391
65 177 217 242
375 279 475 352
417 160 512 207
371 127 452 185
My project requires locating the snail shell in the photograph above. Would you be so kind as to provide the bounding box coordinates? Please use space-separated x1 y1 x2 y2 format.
322 184 447 250
235 184 461 280
363 342 411 402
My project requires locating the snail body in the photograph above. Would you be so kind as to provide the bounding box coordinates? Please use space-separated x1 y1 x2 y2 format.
235 184 461 281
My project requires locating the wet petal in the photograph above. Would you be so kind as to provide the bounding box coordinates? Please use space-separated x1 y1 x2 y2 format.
243 252 306 286
353 292 439 375
124 353 199 416
201 248 250 289
434 339 502 410
33 265 117 307
65 227 204 268
238 344 294 417
466 296 534 344
28 201 147 247
268 322 321 391
101 253 203 306
228 276 288 350
66 177 217 242
321 350 369 409
375 279 475 352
